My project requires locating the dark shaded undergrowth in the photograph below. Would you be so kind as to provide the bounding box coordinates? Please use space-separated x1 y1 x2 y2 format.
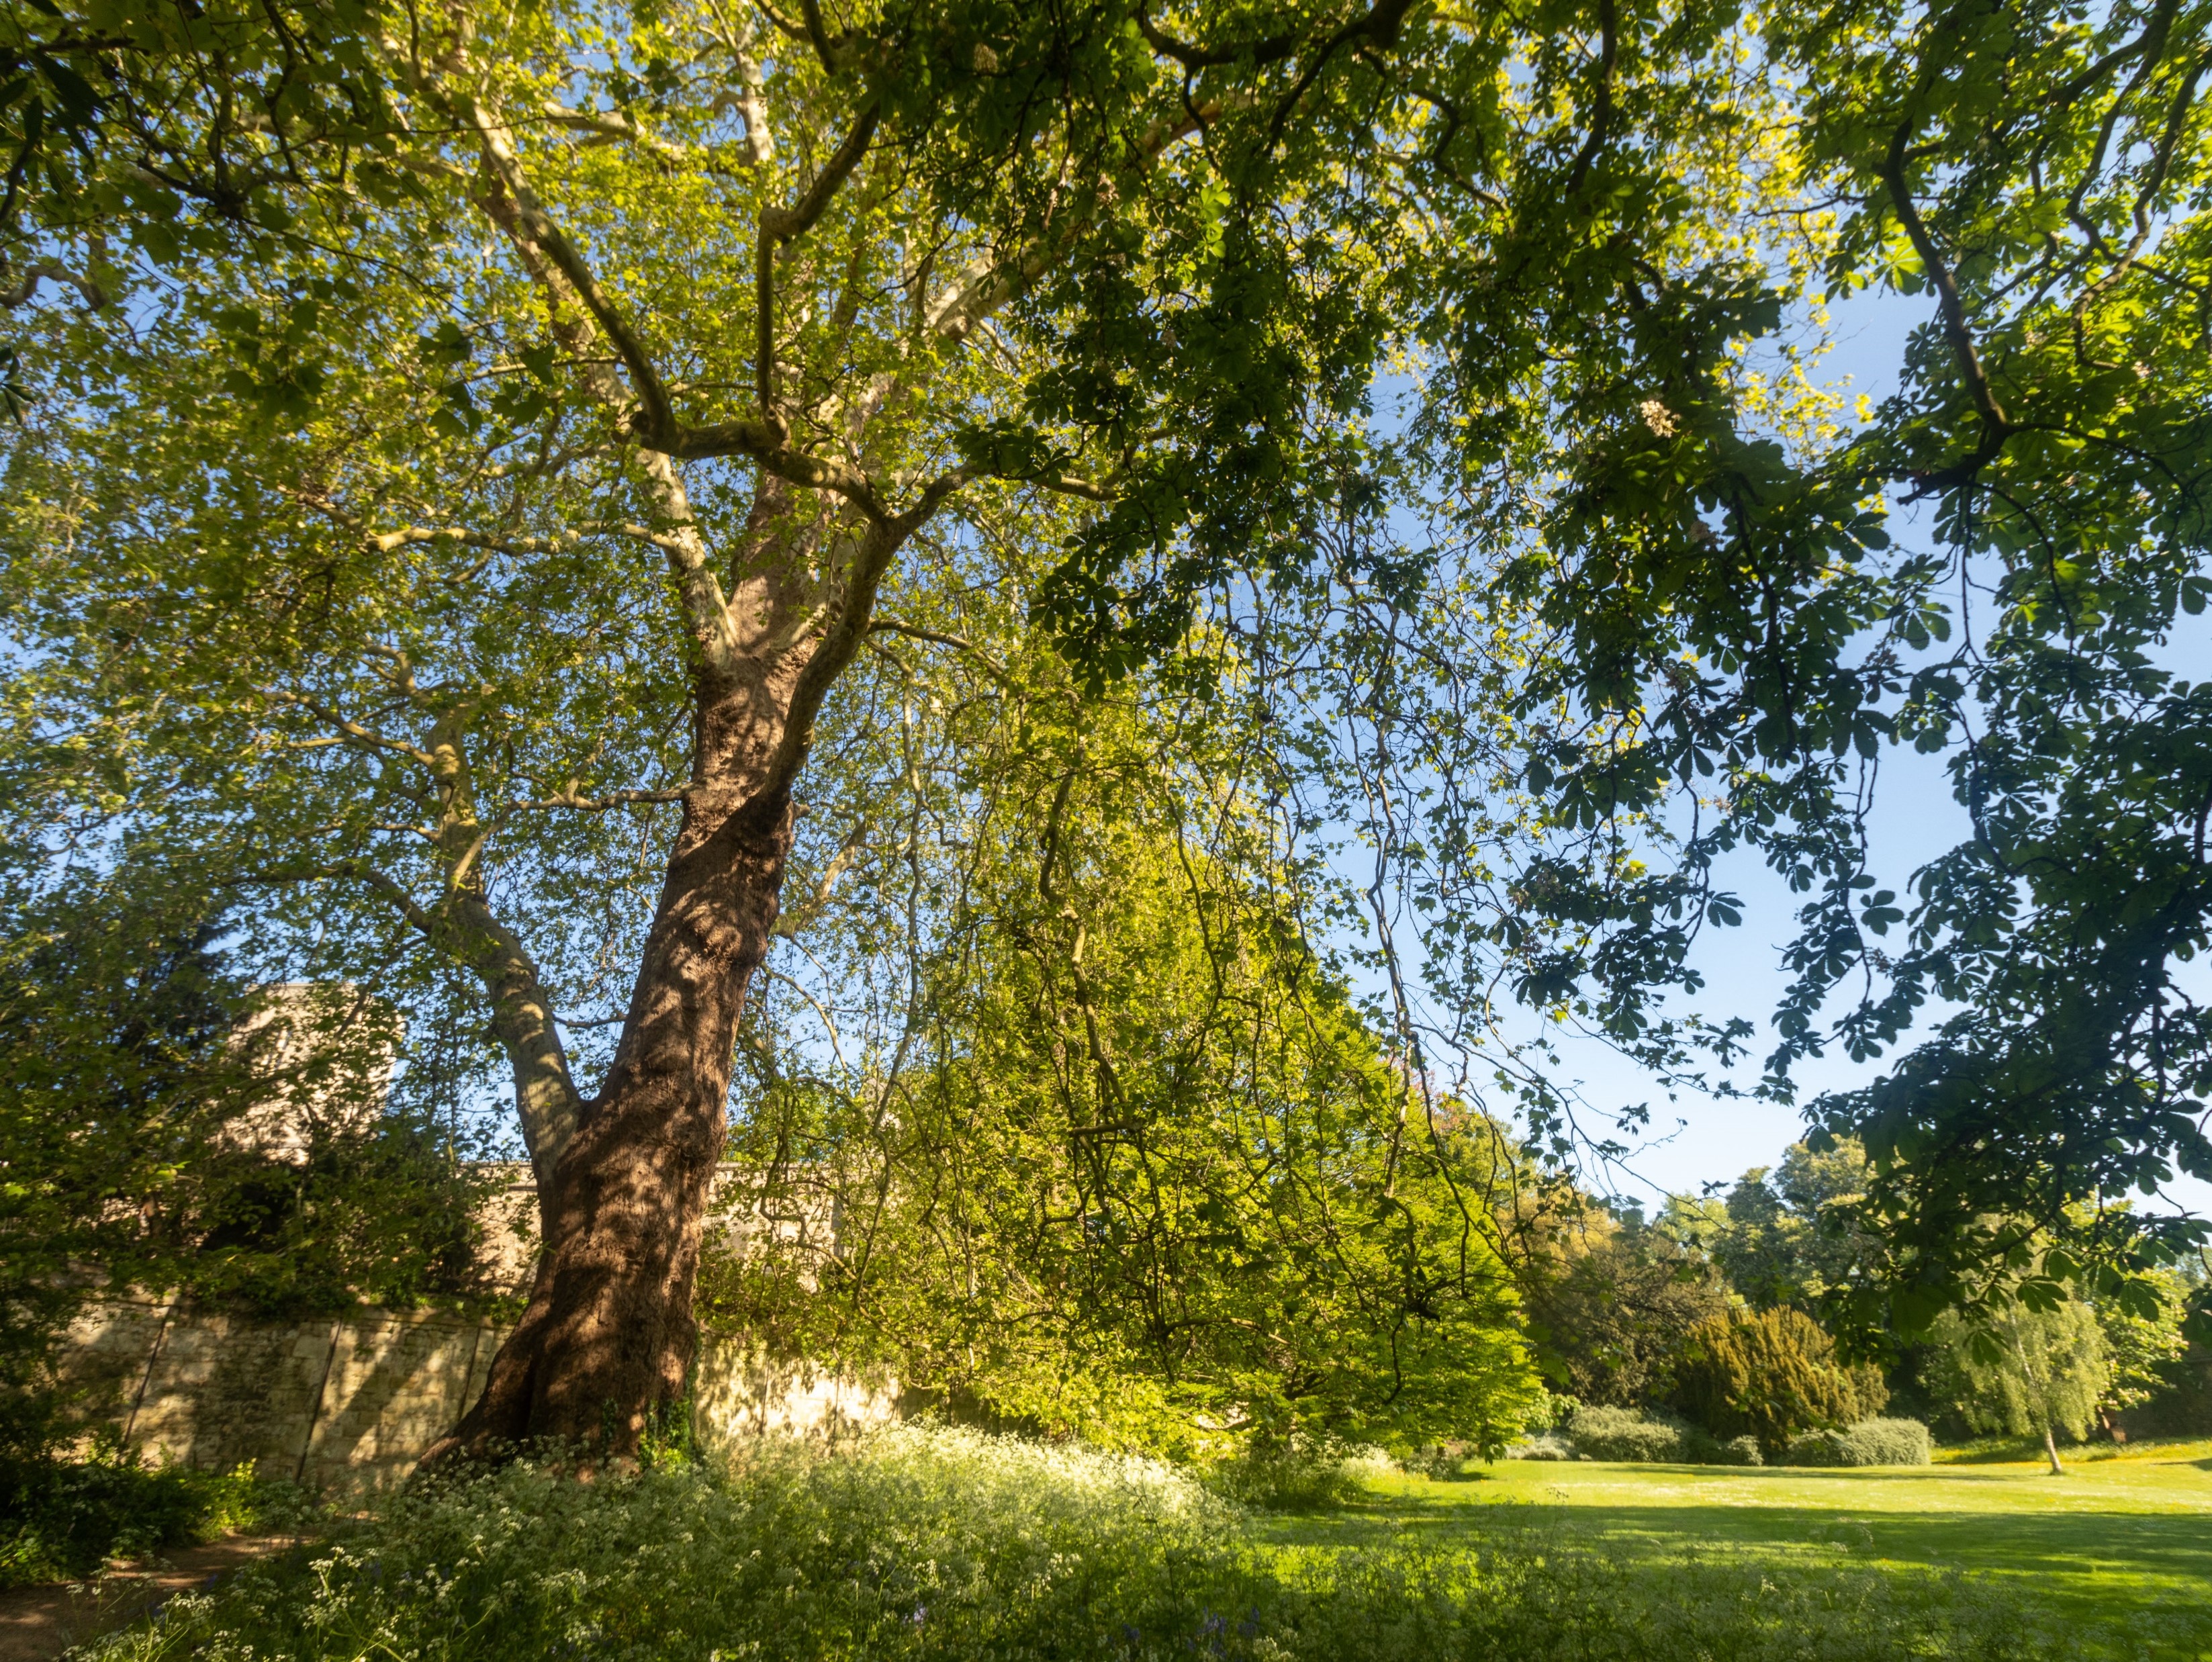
0 1438 288 1590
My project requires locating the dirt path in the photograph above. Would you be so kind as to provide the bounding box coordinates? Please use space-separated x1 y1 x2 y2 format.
0 1535 304 1662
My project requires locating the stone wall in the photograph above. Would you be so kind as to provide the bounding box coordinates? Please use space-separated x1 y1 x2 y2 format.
58 1297 898 1494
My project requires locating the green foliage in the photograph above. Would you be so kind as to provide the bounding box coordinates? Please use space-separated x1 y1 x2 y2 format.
1518 1207 1730 1407
1714 1433 1765 1467
2 0 2204 1420
1759 0 2212 1325
1559 1405 1762 1465
1674 1308 1888 1454
1561 1405 1669 1463
1199 1444 1382 1513
2095 1268 2190 1418
0 1436 281 1589
702 689 1544 1455
1927 1302 2107 1446
1677 1140 1877 1313
2113 1274 2212 1437
1565 1405 1694 1463
1781 1418 1932 1469
79 1427 2082 1662
0 1 401 247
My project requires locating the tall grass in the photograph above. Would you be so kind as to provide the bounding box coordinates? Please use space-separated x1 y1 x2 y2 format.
79 1425 2126 1661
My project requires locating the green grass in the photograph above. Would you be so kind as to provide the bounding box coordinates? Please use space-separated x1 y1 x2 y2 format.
1270 1438 2212 1638
71 1430 2212 1661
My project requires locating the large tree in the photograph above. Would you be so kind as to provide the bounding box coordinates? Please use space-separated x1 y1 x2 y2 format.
3 0 1563 1460
8 0 2205 1459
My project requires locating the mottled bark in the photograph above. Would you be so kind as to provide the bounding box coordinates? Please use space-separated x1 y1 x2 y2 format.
431 793 792 1457
416 71 964 1465
426 483 895 1465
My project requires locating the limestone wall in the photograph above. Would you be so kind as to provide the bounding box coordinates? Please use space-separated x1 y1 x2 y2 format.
690 1334 901 1465
58 1297 897 1494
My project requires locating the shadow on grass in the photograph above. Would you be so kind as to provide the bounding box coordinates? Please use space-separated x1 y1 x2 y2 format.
1628 1463 2029 1485
1261 1491 2212 1627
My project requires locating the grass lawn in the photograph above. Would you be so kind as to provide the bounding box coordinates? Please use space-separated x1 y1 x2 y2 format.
1271 1438 2212 1647
71 1428 2212 1660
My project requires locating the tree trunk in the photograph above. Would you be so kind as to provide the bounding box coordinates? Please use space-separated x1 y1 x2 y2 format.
2043 1422 2066 1476
427 647 806 1465
414 77 956 1467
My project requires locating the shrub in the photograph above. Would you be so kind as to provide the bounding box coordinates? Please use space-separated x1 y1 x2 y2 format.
1714 1434 1765 1467
1564 1405 1690 1462
1782 1418 1933 1468
1503 1432 1574 1461
1564 1407 1765 1465
1205 1444 1377 1510
0 1438 276 1588
1674 1307 1888 1453
77 1425 2112 1662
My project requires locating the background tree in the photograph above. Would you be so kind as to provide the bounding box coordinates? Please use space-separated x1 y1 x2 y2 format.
2109 1268 2212 1438
1670 1139 1879 1312
0 862 491 1456
1516 1204 1730 1408
0 872 239 1455
1927 1302 2107 1475
2090 1267 2189 1440
1673 1307 1888 1455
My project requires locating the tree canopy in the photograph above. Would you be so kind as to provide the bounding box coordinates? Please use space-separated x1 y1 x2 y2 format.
2 0 2207 1451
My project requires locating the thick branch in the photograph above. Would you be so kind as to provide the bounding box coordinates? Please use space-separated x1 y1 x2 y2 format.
459 93 888 523
1138 0 1416 72
755 479 964 803
757 97 881 421
796 0 845 71
265 686 439 768
539 100 699 168
727 28 775 163
1562 0 1618 197
1880 130 2013 441
247 860 585 1199
1136 0 1299 67
512 785 694 811
666 421 885 510
467 97 678 440
773 825 866 939
764 97 881 244
0 259 108 310
1031 471 1113 502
